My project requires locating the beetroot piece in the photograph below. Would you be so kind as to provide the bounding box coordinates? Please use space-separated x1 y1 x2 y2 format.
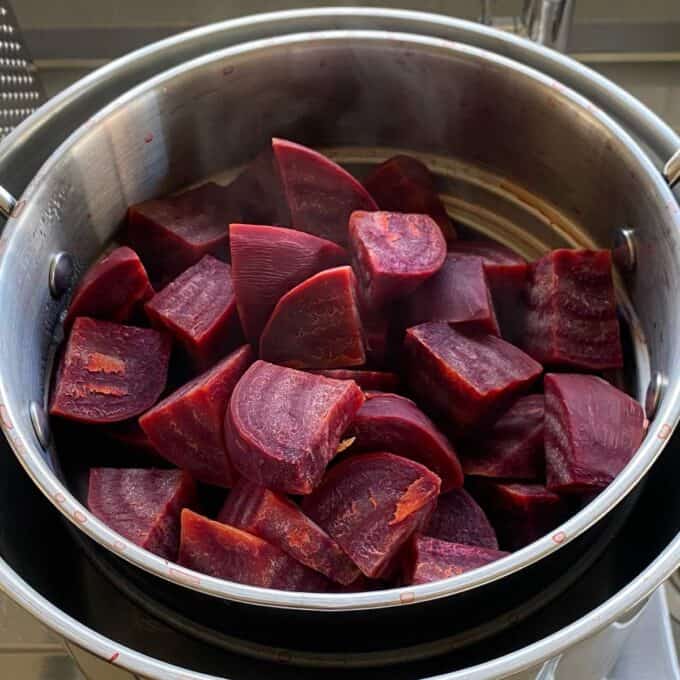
349 211 446 309
404 323 543 431
302 453 441 578
88 468 196 560
259 266 366 369
139 345 254 488
350 392 463 492
226 361 365 494
309 369 399 392
50 318 171 424
425 489 498 550
145 255 242 372
544 373 645 494
229 223 347 344
105 420 157 454
461 395 545 480
363 155 457 241
272 138 377 246
520 249 623 370
178 509 330 591
403 536 508 585
447 241 528 290
64 247 153 330
218 478 359 584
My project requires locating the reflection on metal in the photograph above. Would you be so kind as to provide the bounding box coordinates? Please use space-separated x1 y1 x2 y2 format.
664 149 680 188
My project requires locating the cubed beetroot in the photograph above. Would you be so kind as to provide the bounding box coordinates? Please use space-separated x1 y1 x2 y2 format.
309 369 399 392
229 223 347 344
139 345 254 488
259 266 365 369
302 453 441 578
50 318 171 424
544 373 645 493
404 323 543 431
424 488 498 549
349 211 446 309
178 509 330 591
272 138 377 246
105 420 157 455
145 255 242 372
520 249 623 369
218 478 359 584
226 361 365 494
350 392 463 491
88 468 196 560
461 395 545 480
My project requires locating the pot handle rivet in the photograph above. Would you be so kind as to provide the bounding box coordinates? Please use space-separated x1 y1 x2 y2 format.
29 401 50 449
0 185 16 219
664 149 680 188
645 372 667 420
613 228 636 273
48 251 74 298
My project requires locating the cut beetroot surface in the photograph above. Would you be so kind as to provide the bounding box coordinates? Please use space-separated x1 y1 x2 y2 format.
226 361 365 494
218 478 359 584
302 453 441 578
178 510 330 591
350 392 463 492
230 223 347 344
520 249 623 370
425 489 498 549
544 373 645 494
88 468 196 560
404 323 542 431
461 395 545 480
50 318 171 424
272 138 377 246
349 211 446 309
139 345 254 488
259 266 365 369
309 369 399 392
145 255 242 372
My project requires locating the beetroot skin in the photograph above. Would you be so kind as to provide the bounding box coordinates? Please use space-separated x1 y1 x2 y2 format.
309 369 399 392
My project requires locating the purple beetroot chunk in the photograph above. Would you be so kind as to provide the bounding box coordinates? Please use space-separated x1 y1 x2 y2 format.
362 155 456 241
259 266 366 369
404 322 543 431
461 395 545 480
309 369 399 392
403 536 508 585
105 420 157 454
302 453 441 578
218 478 359 584
544 373 645 494
520 249 623 370
272 138 377 246
349 211 446 309
64 247 153 330
88 468 196 560
145 255 242 372
230 223 347 344
50 317 171 424
178 509 330 591
425 488 498 549
350 392 463 492
139 345 254 488
226 361 365 494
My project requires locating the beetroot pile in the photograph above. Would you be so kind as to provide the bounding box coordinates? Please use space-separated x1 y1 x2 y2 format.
49 139 646 593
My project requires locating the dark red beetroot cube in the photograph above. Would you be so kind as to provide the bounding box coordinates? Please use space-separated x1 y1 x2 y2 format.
139 345 254 488
272 138 377 247
88 468 196 560
50 318 171 424
218 478 359 584
179 510 330 591
145 255 242 372
349 211 446 309
105 420 157 455
544 373 645 494
302 452 441 578
520 249 623 370
230 223 347 344
259 266 366 369
403 536 508 585
350 392 463 492
404 323 543 431
363 155 457 242
425 488 498 549
309 369 399 392
226 361 365 494
461 395 545 480
330 574 387 592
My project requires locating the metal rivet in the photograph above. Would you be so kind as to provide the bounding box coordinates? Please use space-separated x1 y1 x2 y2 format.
48 251 74 298
645 372 667 420
29 402 50 448
613 228 636 272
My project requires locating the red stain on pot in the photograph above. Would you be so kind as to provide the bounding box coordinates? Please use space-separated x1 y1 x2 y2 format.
108 651 120 663
552 531 567 544
144 132 153 143
658 424 672 440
